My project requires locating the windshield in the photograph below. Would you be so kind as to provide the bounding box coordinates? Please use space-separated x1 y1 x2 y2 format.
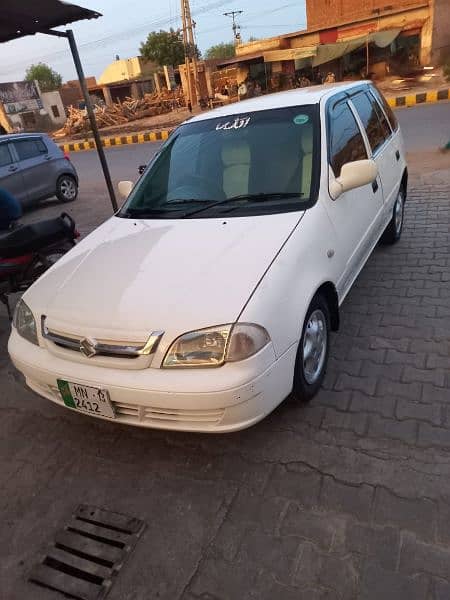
118 105 319 219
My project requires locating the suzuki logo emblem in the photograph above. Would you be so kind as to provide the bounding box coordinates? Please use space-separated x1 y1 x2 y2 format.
80 337 98 358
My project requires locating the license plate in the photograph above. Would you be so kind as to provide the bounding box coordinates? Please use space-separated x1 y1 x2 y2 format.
57 379 115 419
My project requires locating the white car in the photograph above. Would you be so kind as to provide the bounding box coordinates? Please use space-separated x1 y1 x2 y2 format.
8 82 407 433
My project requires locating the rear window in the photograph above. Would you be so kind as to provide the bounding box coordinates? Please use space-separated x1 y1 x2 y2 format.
351 92 390 154
14 138 48 161
0 143 13 167
370 86 399 131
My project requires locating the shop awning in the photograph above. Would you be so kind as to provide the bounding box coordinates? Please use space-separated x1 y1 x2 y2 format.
312 28 401 66
263 47 317 62
217 51 265 68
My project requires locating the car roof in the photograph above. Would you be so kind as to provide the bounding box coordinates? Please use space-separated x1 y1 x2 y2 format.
188 81 370 124
0 133 47 142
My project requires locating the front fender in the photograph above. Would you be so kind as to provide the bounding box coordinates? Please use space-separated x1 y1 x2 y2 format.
238 200 340 358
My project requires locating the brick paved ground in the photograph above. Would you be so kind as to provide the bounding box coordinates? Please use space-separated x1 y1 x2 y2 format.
1 164 450 599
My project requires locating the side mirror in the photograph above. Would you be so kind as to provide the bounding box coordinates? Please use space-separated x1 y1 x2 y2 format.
118 180 133 198
329 159 378 200
138 165 146 175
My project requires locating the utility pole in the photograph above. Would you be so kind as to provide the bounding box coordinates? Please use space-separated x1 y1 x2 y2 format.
181 0 199 108
224 10 243 45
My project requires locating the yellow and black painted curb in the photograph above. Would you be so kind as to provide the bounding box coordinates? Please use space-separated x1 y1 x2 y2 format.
386 87 450 109
59 88 449 153
59 128 172 153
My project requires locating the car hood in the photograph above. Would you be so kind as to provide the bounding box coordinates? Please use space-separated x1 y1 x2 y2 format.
26 213 303 339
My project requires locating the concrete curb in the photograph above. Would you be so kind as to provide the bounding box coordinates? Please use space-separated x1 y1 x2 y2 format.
386 87 449 108
58 87 449 153
59 128 172 153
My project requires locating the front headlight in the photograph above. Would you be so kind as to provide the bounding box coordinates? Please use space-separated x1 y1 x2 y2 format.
163 323 270 368
13 299 38 346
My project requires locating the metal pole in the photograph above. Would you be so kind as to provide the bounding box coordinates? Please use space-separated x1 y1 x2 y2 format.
66 29 118 212
181 1 193 109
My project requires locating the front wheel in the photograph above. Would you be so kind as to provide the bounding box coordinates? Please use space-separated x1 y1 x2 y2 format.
292 295 331 403
381 188 405 244
56 175 78 203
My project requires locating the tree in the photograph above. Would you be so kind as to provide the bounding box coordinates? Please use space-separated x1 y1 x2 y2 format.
204 42 235 60
140 28 200 68
25 63 62 92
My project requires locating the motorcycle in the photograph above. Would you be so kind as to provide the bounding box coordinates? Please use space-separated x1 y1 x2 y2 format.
0 212 79 320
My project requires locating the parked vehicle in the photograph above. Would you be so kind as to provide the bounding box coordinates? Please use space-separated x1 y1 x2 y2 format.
9 82 407 433
1 213 79 319
0 134 78 209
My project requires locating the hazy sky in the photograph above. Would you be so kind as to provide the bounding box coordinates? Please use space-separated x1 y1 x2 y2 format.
0 0 307 83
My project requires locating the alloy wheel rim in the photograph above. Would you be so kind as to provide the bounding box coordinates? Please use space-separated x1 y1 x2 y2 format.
303 309 327 385
61 178 76 200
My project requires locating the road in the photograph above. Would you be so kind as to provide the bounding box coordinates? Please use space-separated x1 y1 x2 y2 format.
69 102 450 192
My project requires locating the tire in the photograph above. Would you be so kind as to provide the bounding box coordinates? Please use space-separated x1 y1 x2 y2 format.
292 294 331 403
24 245 73 283
381 187 405 245
56 175 78 203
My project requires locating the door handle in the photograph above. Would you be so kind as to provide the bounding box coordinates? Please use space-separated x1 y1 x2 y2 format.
372 179 379 193
44 155 52 161
8 165 17 172
395 150 400 161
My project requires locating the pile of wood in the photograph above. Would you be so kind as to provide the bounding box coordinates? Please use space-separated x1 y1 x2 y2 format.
53 89 185 138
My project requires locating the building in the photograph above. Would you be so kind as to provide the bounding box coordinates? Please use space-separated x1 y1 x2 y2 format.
217 0 449 90
0 80 66 132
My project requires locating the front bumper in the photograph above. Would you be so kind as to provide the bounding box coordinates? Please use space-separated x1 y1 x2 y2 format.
8 329 297 433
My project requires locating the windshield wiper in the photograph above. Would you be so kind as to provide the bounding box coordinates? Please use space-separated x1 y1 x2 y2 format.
120 207 187 218
227 192 304 202
181 192 304 218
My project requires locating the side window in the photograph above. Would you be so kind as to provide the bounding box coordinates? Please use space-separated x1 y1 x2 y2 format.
14 138 47 161
351 92 389 154
0 144 13 167
370 86 398 131
329 100 368 177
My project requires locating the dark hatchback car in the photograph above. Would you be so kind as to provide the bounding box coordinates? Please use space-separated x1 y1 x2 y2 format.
0 133 78 209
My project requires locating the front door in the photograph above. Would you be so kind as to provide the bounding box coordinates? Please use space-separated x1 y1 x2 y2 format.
323 97 384 298
0 141 27 205
11 137 53 206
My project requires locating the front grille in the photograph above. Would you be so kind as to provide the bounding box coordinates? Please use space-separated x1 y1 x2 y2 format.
41 316 163 361
113 401 224 426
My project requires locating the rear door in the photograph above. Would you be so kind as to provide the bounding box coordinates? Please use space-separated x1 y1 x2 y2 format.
12 137 54 204
0 141 27 205
349 89 399 224
324 96 384 298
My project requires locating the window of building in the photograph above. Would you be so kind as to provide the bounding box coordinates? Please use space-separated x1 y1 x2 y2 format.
0 143 13 167
51 105 60 118
14 138 48 161
328 100 368 177
351 92 390 154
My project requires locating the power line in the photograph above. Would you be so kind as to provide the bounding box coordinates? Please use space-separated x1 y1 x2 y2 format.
2 0 234 75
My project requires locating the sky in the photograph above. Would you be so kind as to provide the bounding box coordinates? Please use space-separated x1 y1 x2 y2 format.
0 0 307 83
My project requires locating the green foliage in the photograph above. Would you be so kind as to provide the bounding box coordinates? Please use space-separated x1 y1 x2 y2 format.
204 42 235 60
25 63 62 92
140 28 200 68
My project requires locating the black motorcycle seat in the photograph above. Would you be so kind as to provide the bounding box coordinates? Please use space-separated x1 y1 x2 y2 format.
0 214 75 259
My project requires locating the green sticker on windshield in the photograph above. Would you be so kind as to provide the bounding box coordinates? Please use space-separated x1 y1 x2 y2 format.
293 114 309 125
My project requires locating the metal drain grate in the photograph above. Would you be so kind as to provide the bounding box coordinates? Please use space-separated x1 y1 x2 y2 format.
29 505 146 600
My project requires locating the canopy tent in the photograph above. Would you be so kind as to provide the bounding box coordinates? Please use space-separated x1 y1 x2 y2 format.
0 1 118 211
312 28 401 67
263 47 317 63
